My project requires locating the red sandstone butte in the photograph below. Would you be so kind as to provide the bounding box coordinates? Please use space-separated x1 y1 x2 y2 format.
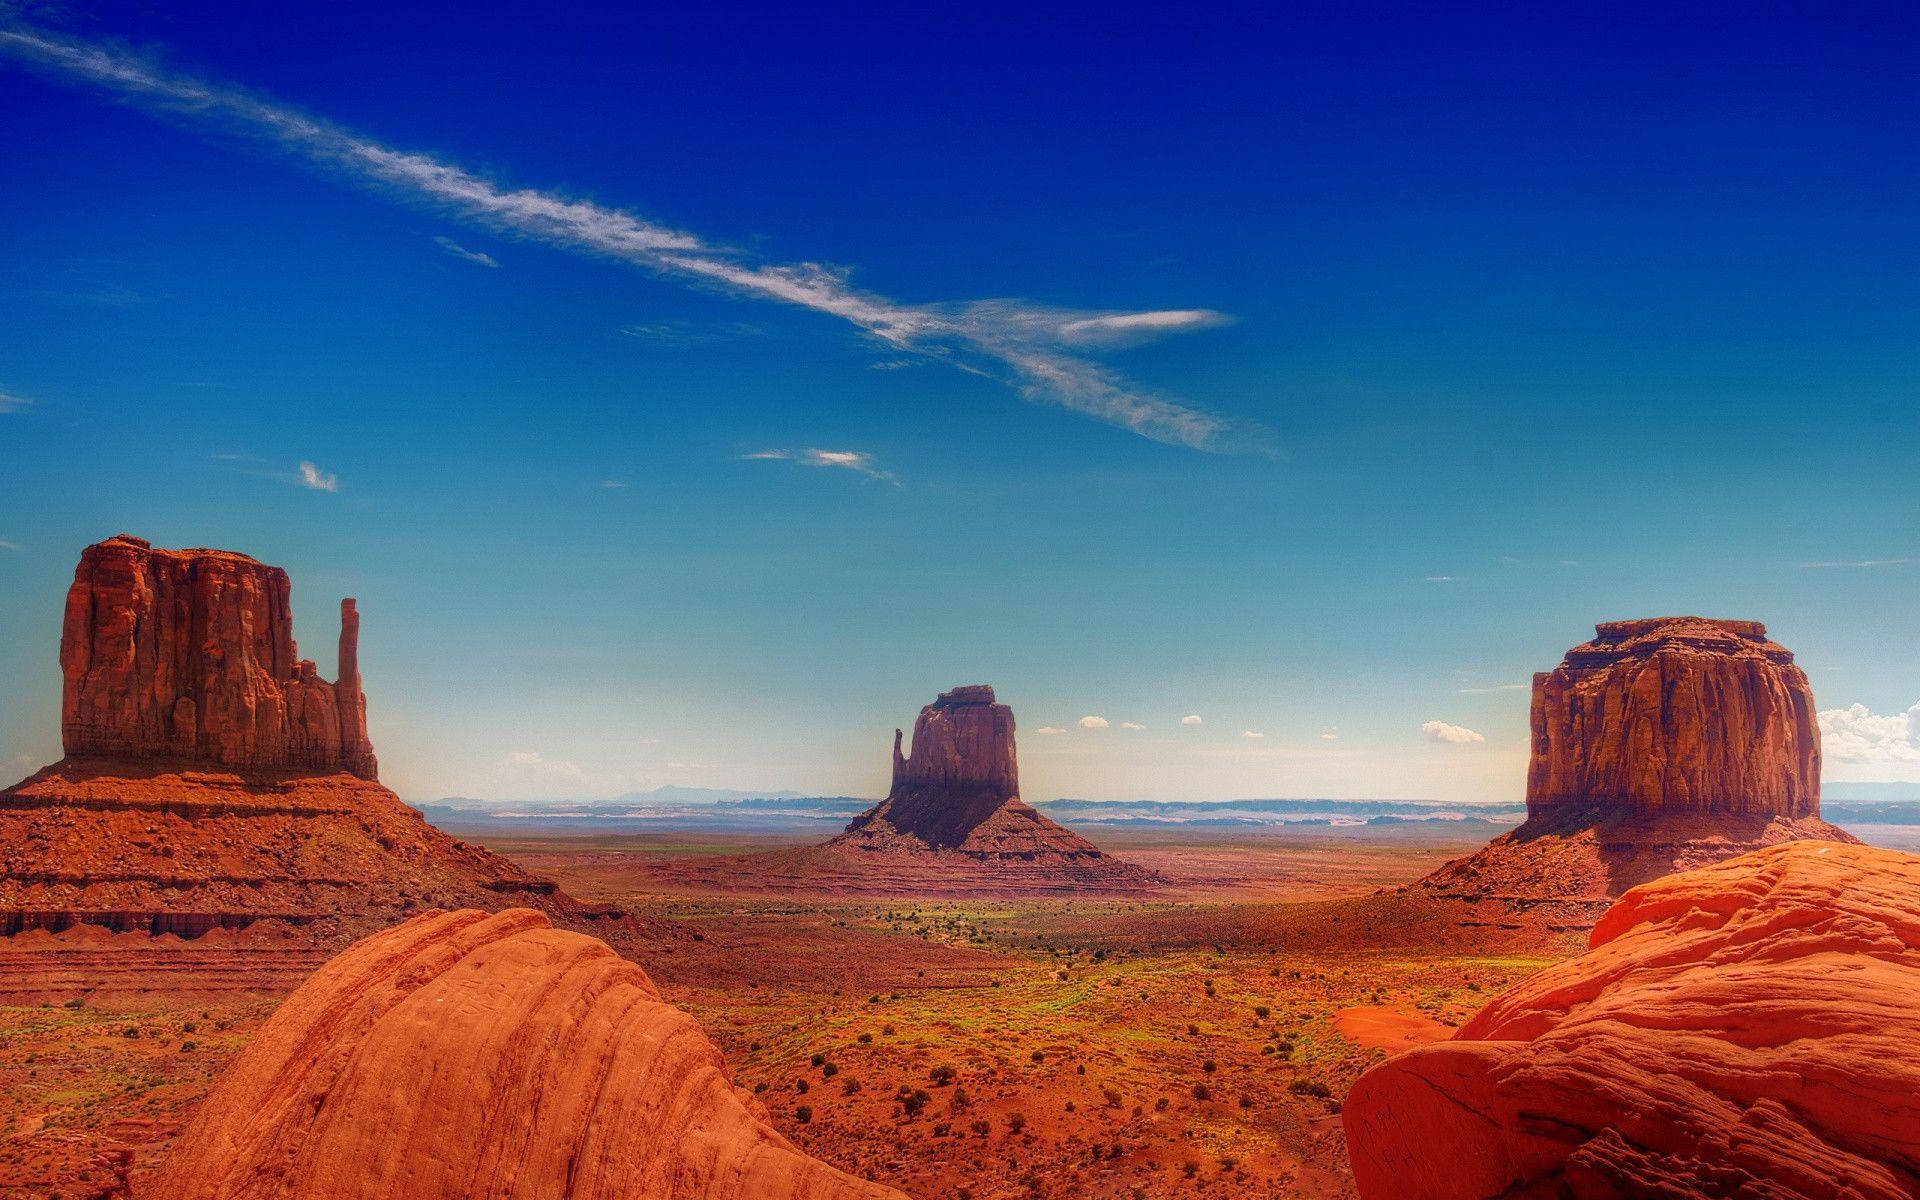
1345 841 1920 1200
1416 618 1854 906
0 537 656 990
147 908 905 1200
1528 617 1819 820
61 534 377 778
828 685 1155 888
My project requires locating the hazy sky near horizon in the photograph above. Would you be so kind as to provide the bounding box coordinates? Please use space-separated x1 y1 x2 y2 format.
1 3 1916 804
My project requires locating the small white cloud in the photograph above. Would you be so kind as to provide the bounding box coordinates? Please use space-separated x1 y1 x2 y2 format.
1180 714 1203 726
0 390 30 414
1422 719 1485 745
1078 715 1110 730
745 447 897 484
1457 683 1529 695
434 235 499 268
1319 731 1339 741
1120 722 1146 731
502 749 586 782
1241 730 1265 739
1798 559 1913 570
1819 702 1920 764
297 461 339 492
1424 575 1458 583
504 750 544 766
599 479 630 489
868 359 915 370
1035 726 1066 735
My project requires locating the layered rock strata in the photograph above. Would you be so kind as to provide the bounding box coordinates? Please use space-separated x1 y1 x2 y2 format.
1346 841 1920 1200
148 908 905 1200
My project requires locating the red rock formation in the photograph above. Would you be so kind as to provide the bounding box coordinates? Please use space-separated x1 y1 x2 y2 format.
2 537 666 995
828 686 1155 891
1416 618 1853 908
1528 617 1819 819
1345 841 1920 1200
147 908 905 1200
61 535 377 778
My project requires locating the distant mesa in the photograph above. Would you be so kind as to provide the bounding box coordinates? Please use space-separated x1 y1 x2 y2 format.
1346 840 1920 1200
826 685 1157 888
1417 617 1856 910
150 908 903 1200
0 536 657 1000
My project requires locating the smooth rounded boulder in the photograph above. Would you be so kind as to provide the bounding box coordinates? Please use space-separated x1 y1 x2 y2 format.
148 908 905 1200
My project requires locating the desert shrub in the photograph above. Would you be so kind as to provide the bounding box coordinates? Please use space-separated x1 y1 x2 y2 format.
1103 1087 1122 1108
950 1086 971 1111
1191 1083 1211 1101
794 1105 812 1124
857 1032 873 1044
1253 1006 1269 1020
1154 1097 1169 1113
900 1088 932 1117
749 1041 762 1051
1006 1112 1027 1133
1202 1059 1216 1073
1186 1023 1199 1036
930 1064 957 1086
883 1024 896 1035
811 1052 825 1066
1182 1162 1199 1178
842 1077 861 1095
753 1081 768 1094
1288 1079 1332 1099
1030 1050 1044 1063
1219 1155 1238 1171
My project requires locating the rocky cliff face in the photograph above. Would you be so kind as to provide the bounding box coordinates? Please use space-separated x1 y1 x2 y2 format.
891 684 1019 799
1527 617 1819 820
60 534 378 779
148 908 905 1200
1346 842 1920 1200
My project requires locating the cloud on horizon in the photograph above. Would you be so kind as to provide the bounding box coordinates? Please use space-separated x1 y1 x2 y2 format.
1422 719 1485 744
0 25 1259 453
1819 702 1920 766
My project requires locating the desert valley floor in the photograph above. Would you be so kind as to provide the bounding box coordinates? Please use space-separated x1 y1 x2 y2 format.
0 821 1775 1200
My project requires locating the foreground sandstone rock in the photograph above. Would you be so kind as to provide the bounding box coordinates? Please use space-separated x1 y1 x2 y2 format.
1418 618 1854 908
825 685 1155 891
1346 841 1920 1200
0 537 655 999
148 908 904 1200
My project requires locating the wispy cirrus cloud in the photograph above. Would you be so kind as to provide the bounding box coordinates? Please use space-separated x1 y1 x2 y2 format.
1798 558 1912 570
433 234 498 267
0 389 31 413
744 448 897 484
0 26 1257 453
0 539 21 552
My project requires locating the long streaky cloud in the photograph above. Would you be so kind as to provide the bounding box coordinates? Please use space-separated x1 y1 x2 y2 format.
0 26 1259 453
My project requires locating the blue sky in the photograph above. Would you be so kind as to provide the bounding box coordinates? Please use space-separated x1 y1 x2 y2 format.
1 2 1916 802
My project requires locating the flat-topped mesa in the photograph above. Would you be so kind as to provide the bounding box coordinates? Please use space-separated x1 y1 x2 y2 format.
59 535 378 780
1527 616 1819 821
890 684 1019 799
